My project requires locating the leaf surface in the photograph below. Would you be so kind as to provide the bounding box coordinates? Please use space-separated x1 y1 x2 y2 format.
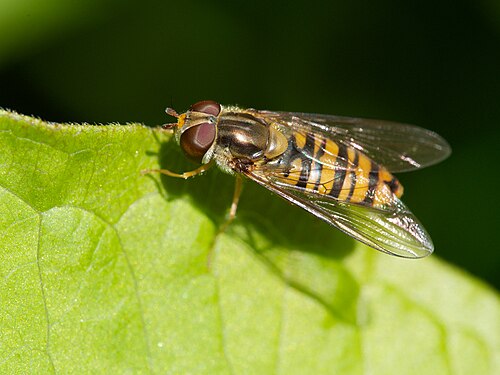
0 110 498 374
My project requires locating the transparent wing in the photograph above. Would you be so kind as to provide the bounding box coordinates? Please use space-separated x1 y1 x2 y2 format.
245 167 434 258
255 110 451 173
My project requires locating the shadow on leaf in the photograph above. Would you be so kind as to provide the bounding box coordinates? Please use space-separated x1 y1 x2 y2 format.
150 137 361 324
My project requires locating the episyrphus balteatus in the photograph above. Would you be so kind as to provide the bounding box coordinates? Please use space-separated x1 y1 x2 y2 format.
144 100 451 258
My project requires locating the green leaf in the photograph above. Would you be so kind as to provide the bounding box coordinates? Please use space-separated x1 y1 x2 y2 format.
0 109 499 374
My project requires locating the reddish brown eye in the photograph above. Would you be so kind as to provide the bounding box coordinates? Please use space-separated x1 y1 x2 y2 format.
180 122 216 163
190 100 221 116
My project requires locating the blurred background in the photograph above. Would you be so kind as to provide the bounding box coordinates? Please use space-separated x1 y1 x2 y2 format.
1 0 499 288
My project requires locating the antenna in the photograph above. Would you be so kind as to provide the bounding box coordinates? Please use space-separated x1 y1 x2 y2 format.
162 107 179 130
165 107 179 118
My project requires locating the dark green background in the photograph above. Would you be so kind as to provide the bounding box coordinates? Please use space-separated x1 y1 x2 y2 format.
1 0 499 288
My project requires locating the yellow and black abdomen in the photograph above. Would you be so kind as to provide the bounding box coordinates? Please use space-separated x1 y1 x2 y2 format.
276 131 403 208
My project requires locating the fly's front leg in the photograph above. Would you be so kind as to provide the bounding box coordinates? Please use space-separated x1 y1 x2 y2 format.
141 160 214 179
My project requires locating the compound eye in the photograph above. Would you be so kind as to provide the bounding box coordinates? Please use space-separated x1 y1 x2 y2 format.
179 122 216 163
190 100 221 116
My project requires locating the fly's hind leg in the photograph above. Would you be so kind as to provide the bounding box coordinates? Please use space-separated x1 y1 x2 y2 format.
141 160 214 179
220 175 243 232
143 160 243 270
206 175 244 270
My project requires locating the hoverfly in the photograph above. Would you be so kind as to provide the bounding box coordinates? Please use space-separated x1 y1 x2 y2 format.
144 100 451 258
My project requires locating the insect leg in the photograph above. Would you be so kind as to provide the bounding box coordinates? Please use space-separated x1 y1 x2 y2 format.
141 160 214 179
206 175 244 270
228 175 243 221
216 175 243 232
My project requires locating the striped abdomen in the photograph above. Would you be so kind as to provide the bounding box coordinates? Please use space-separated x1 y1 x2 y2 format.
278 131 404 208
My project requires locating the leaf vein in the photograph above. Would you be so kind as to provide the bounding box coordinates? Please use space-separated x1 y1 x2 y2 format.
112 226 154 373
35 214 56 374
